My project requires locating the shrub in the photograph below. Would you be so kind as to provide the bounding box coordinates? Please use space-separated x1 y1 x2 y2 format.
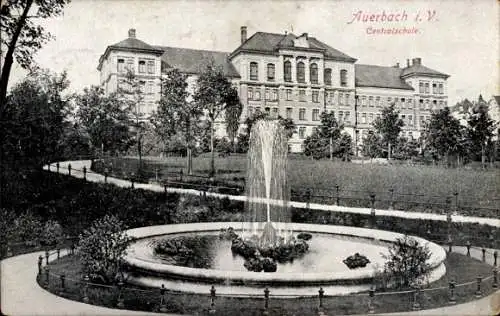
12 212 43 245
382 235 432 288
78 215 131 284
40 220 64 247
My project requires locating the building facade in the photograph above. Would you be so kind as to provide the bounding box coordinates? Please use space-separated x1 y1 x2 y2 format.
97 27 449 153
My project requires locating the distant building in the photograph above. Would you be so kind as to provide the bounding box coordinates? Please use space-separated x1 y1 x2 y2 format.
97 27 450 153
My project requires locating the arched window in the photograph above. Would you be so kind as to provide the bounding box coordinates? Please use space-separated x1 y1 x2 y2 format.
310 63 318 84
297 62 305 83
250 62 258 81
284 61 292 82
324 68 332 85
267 64 275 81
340 69 348 86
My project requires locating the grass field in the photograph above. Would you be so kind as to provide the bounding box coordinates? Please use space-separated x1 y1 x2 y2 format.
41 252 496 315
95 155 500 216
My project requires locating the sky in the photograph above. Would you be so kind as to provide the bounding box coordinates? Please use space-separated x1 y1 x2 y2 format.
6 0 499 105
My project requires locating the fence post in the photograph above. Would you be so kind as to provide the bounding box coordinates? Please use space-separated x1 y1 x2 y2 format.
263 287 270 316
448 281 456 304
493 268 498 289
68 163 72 176
6 244 12 257
411 287 421 311
116 277 124 308
82 275 90 303
306 188 312 209
43 266 50 288
368 287 375 314
494 251 498 266
70 243 75 255
56 162 60 173
209 285 216 314
370 193 376 228
130 173 135 189
448 235 453 253
38 255 43 275
446 196 452 242
179 169 183 182
389 188 394 210
104 171 108 184
159 284 168 312
317 287 325 315
83 166 87 181
475 276 482 298
453 191 459 212
482 248 486 262
335 184 340 206
45 250 50 265
56 248 60 260
59 273 66 295
164 184 168 198
466 241 471 257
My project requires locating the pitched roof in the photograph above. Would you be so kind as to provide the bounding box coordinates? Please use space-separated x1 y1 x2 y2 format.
110 38 163 53
494 96 500 106
355 64 414 90
401 64 449 78
155 46 240 78
230 32 357 62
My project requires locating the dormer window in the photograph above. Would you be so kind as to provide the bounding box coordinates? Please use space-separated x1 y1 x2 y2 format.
340 70 348 87
250 62 258 81
267 64 275 81
324 68 332 85
310 63 318 84
297 62 305 83
117 58 125 73
284 61 292 82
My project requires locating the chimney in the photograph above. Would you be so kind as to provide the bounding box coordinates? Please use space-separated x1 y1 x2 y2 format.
406 59 410 67
394 62 400 68
412 57 422 66
128 28 136 38
302 32 308 39
240 26 247 44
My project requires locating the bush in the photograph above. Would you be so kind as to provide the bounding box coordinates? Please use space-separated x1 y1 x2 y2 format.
12 212 43 245
382 235 431 288
40 220 64 247
78 215 131 284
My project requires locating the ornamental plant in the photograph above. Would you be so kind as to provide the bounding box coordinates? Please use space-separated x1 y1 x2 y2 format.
77 214 131 284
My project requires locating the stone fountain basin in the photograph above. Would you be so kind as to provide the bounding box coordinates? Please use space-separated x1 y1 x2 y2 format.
122 222 446 287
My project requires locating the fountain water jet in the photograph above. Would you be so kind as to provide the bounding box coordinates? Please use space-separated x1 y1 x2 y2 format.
244 119 291 247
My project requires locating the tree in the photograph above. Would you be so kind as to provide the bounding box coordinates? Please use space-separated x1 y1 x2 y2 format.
194 62 240 177
225 91 243 152
303 111 343 160
425 107 465 166
360 131 384 159
155 69 203 174
77 214 131 284
383 235 432 288
0 0 70 117
373 104 404 160
75 86 133 156
392 137 420 161
1 68 71 168
467 96 496 168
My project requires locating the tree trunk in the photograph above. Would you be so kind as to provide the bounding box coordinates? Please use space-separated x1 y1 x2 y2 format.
481 144 485 169
0 0 34 117
187 147 193 175
388 142 391 160
210 121 215 177
329 137 333 161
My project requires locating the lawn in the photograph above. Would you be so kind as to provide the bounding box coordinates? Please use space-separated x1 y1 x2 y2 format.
40 252 497 315
93 155 500 217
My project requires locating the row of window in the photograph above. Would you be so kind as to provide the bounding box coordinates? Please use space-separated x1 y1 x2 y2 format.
249 62 348 86
117 58 155 74
358 95 447 110
419 81 444 95
117 79 155 94
360 130 418 141
247 87 322 103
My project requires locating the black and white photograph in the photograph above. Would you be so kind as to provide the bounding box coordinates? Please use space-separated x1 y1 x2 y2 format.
1 0 499 315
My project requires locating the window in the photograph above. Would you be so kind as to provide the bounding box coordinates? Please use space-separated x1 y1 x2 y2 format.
368 96 374 107
286 89 292 101
147 61 155 74
420 116 425 125
299 108 306 120
388 97 392 105
299 89 306 102
312 109 320 121
117 58 125 72
265 89 270 100
432 83 437 94
138 60 146 73
272 89 278 101
419 81 424 93
419 99 424 108
408 115 413 126
338 111 343 122
330 91 335 105
254 89 261 100
284 61 292 82
299 127 306 139
432 100 437 108
339 92 344 105
286 107 292 119
361 113 367 124
248 106 254 115
325 91 329 104
126 58 134 72
267 64 275 81
310 63 318 84
344 111 350 123
425 82 429 94
340 70 348 86
264 107 270 115
376 113 381 120
361 96 367 107
407 99 413 108
312 90 319 103
369 113 374 123
324 68 332 85
247 87 253 100
438 83 443 94
255 107 261 113
375 96 381 107
250 62 258 81
297 62 305 83
345 93 350 106
139 80 146 93
425 99 430 109
146 81 154 94
272 107 278 117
